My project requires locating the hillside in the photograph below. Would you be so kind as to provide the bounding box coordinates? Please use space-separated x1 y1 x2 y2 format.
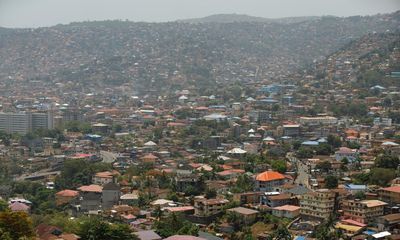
310 31 400 88
178 14 320 24
0 11 399 93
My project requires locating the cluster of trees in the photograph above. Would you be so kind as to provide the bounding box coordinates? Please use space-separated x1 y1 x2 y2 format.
154 213 199 238
351 154 399 186
55 159 112 189
328 102 368 117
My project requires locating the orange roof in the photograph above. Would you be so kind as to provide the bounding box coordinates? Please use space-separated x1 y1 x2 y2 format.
273 205 300 211
381 186 400 193
56 190 79 197
256 171 285 182
78 184 103 193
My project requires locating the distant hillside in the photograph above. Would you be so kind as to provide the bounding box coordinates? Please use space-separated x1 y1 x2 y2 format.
178 13 320 24
312 31 400 88
0 11 399 92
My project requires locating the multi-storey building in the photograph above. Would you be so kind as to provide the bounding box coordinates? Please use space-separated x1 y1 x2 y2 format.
255 171 286 192
341 199 387 224
379 186 400 205
299 116 338 125
194 197 229 217
0 111 53 134
300 189 336 220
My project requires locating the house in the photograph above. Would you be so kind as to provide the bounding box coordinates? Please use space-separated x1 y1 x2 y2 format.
36 224 80 240
272 205 300 219
283 124 300 137
300 189 335 221
379 186 400 205
261 192 293 207
141 153 158 164
93 171 118 185
164 206 195 215
9 202 30 213
194 198 229 217
55 189 79 206
377 213 400 231
77 184 103 212
134 230 162 240
164 235 206 240
102 182 121 210
344 184 367 195
227 207 259 225
233 192 262 205
341 199 387 224
255 171 286 192
335 147 359 162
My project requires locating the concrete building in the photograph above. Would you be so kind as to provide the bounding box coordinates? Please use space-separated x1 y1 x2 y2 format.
102 182 121 210
300 189 336 220
272 205 301 219
342 199 387 224
255 171 286 192
0 111 53 134
194 198 229 217
227 207 259 225
299 116 338 125
77 184 103 212
379 186 400 205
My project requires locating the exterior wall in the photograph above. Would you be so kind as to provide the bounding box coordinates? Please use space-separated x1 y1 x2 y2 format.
300 190 335 220
379 190 400 205
256 179 285 192
194 199 228 217
102 190 121 210
80 192 102 212
0 112 53 134
93 176 113 185
342 200 385 224
272 209 300 219
56 195 76 206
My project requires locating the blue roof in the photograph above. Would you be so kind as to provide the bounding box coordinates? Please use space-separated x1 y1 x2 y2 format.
295 237 306 240
363 230 376 235
301 141 319 146
345 184 367 190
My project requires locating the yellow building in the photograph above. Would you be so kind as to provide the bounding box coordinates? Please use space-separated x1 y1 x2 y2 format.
300 189 336 220
342 199 387 224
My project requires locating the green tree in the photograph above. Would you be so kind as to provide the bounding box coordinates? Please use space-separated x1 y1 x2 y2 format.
78 217 137 240
271 160 287 173
232 174 254 193
273 225 292 240
0 211 35 240
296 147 314 159
205 188 217 199
375 154 400 169
154 212 198 238
316 161 332 173
0 200 9 212
325 175 338 189
327 135 341 148
369 168 396 186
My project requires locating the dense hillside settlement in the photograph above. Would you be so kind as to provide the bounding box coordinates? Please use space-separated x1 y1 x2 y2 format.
0 11 399 240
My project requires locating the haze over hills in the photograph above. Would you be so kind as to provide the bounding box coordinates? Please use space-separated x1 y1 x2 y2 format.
177 13 321 24
0 11 399 93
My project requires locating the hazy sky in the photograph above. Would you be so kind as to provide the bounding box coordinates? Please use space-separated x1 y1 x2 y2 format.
1 0 399 28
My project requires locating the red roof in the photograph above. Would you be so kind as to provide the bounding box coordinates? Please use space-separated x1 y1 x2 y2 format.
256 171 285 182
382 186 400 193
341 219 367 227
56 190 79 197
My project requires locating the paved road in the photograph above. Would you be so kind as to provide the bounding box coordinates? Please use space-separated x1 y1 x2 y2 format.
100 150 117 163
287 152 312 189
